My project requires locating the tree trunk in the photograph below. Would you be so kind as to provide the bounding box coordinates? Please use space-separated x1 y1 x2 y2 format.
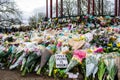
98 0 100 15
61 0 63 17
101 0 104 15
46 0 48 18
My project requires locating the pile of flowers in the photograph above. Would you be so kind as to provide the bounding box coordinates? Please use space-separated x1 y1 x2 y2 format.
0 16 120 79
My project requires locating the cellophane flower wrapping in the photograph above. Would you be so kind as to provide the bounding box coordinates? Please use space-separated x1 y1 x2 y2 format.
48 55 55 76
86 54 102 78
104 55 117 80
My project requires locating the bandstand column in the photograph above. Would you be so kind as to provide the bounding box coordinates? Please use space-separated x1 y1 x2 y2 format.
56 0 58 17
92 0 95 15
119 0 120 16
50 0 53 18
88 0 90 14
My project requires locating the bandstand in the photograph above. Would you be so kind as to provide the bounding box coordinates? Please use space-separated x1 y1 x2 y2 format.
46 0 120 18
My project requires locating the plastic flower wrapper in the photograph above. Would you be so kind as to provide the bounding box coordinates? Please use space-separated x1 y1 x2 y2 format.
103 54 117 80
61 46 70 55
36 48 52 75
86 54 102 78
8 45 23 65
48 55 55 76
9 51 25 70
97 59 106 80
65 50 86 72
9 46 23 66
84 32 93 42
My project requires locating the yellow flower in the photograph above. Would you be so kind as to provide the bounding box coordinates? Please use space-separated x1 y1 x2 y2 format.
73 38 79 41
87 49 93 53
79 35 85 40
54 69 57 74
117 43 120 47
107 43 112 47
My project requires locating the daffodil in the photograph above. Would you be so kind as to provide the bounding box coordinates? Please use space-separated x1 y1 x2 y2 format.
54 69 58 74
117 43 120 47
107 43 112 47
79 35 85 40
87 49 93 53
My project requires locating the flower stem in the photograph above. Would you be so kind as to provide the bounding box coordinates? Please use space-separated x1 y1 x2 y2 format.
21 67 27 76
36 68 41 75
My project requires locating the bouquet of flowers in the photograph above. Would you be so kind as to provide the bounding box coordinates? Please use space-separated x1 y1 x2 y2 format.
21 47 41 76
65 50 86 72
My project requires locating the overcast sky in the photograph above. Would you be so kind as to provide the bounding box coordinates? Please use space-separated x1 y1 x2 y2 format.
14 0 114 24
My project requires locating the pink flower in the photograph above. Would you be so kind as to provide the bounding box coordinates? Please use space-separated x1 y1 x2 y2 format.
68 25 71 30
73 50 86 63
100 22 105 26
114 28 119 33
24 36 29 41
94 47 103 53
24 48 29 53
57 42 62 48
84 16 88 19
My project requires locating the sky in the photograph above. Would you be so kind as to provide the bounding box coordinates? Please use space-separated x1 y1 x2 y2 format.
14 0 56 24
14 0 45 24
14 0 113 24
